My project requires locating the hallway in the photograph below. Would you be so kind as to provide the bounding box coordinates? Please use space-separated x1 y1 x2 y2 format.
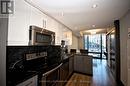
65 59 117 86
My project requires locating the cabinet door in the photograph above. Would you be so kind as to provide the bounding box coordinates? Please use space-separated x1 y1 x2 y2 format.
65 61 69 79
17 75 38 86
74 55 93 75
59 67 65 86
74 55 84 72
69 57 73 76
81 56 93 74
59 61 69 86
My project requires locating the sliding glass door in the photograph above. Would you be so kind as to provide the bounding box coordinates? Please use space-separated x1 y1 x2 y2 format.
84 34 106 59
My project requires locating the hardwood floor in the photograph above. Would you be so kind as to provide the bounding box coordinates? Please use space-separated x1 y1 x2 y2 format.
65 73 91 86
65 59 117 86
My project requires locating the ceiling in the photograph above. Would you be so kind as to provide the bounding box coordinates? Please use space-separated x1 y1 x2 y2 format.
30 0 130 35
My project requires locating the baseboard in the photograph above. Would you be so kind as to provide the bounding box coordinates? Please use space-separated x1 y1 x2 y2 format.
74 71 93 76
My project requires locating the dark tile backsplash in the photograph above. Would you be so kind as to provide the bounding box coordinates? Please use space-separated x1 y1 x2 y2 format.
7 45 61 72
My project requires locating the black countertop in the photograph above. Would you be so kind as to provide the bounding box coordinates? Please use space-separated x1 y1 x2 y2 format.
7 71 38 86
7 54 73 86
7 63 61 86
61 53 74 63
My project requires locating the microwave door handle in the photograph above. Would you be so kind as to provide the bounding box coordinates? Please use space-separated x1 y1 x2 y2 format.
52 34 53 41
51 34 54 44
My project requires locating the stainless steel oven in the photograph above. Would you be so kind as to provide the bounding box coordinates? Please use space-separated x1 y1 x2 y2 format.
41 63 62 86
29 26 55 45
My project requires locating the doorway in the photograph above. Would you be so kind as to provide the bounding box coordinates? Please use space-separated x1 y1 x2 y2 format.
84 34 106 59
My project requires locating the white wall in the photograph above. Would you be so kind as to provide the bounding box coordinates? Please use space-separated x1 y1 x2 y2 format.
78 36 84 49
0 18 8 86
8 0 71 45
120 10 130 86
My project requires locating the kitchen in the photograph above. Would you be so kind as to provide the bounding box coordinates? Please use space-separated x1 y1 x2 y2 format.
6 25 93 86
0 0 130 86
5 0 93 85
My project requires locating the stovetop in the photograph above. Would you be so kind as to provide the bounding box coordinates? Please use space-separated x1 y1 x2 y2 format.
7 62 61 86
7 70 38 86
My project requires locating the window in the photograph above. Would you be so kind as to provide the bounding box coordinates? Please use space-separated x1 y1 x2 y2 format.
84 34 106 59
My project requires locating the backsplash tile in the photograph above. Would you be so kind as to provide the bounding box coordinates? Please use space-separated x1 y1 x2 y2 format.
7 45 61 72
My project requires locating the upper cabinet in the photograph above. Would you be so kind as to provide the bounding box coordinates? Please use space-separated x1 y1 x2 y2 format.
62 27 72 45
8 0 31 45
63 31 72 45
7 0 70 46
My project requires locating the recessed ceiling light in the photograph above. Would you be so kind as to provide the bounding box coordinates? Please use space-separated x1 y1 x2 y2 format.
92 4 98 8
92 25 96 27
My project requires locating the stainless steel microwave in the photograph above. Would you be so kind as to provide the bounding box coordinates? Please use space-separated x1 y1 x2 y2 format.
29 26 55 45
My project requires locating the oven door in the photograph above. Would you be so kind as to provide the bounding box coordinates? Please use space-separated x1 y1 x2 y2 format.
41 63 62 86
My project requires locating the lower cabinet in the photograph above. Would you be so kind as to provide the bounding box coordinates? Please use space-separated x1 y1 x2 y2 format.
69 56 74 76
16 75 38 86
40 64 62 86
59 59 69 86
74 55 93 75
41 68 60 86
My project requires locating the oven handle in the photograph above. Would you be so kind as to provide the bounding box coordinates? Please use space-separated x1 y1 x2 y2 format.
42 63 63 76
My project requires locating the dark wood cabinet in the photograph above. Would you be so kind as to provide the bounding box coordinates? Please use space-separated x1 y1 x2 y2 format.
40 64 62 86
74 54 93 75
69 56 74 76
58 55 75 86
59 59 69 86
